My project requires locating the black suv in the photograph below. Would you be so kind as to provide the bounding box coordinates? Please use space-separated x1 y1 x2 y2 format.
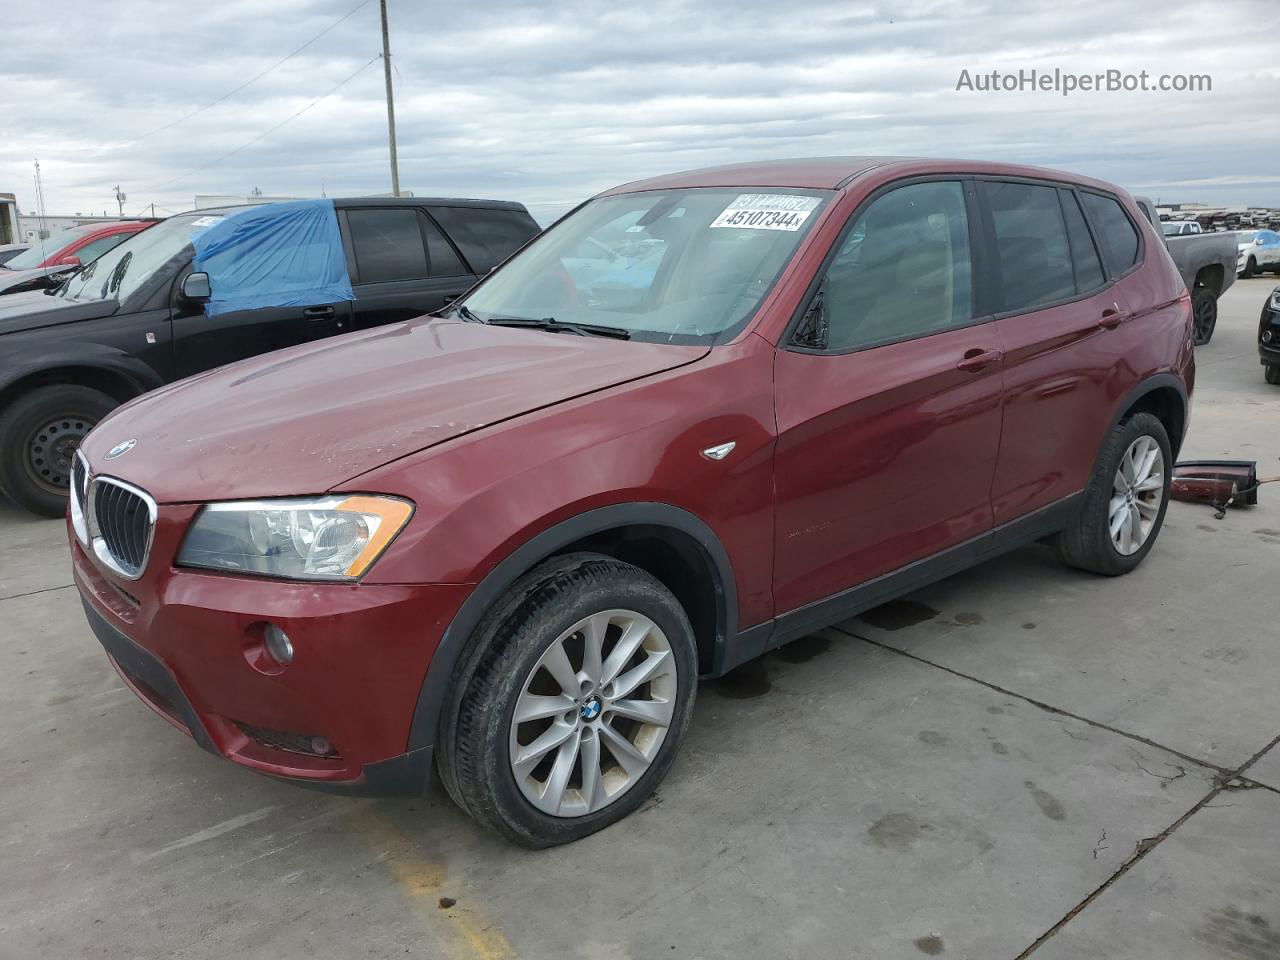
0 197 540 515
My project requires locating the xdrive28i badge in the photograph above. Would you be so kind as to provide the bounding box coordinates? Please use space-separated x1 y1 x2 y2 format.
104 439 137 460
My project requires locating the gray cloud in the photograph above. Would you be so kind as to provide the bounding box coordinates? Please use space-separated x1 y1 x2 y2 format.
3 0 1277 222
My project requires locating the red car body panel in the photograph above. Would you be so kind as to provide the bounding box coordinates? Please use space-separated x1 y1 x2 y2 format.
29 220 150 267
71 157 1194 792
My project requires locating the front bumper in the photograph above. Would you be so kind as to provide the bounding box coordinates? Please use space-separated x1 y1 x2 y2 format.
1259 303 1280 365
72 517 471 795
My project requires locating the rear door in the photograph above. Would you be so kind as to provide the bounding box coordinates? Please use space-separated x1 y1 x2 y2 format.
984 180 1140 529
340 206 477 329
772 179 1004 614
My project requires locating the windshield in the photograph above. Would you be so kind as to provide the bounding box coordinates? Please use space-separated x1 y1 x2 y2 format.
1161 222 1184 236
2 228 88 271
457 188 831 343
57 213 224 304
1237 231 1257 244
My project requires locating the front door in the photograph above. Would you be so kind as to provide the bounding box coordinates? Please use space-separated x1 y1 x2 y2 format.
170 264 352 378
772 179 1004 614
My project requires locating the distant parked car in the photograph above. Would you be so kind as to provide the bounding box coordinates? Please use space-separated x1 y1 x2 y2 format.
0 221 153 295
0 196 539 515
0 243 30 266
1237 230 1280 278
1136 198 1236 345
1260 284 1280 384
68 157 1193 847
1162 221 1202 237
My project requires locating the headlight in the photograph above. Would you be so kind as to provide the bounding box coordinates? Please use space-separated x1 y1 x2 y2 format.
177 495 414 581
1270 288 1280 312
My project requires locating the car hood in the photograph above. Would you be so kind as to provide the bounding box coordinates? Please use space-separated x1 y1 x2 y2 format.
0 265 67 294
82 318 708 503
0 290 117 333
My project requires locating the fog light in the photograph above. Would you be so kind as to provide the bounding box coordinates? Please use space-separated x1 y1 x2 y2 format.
1264 330 1274 343
310 736 333 756
264 624 294 665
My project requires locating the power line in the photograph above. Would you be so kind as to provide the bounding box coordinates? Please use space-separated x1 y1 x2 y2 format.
137 54 382 196
103 0 371 151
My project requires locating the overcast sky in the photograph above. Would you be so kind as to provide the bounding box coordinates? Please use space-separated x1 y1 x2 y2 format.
4 0 1278 223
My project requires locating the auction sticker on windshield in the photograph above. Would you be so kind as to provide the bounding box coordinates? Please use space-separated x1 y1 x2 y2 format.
710 194 819 231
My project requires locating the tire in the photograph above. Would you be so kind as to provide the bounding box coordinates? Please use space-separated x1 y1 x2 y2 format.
1056 412 1172 576
0 384 117 517
1242 257 1257 279
1265 364 1280 385
437 553 698 847
1191 287 1217 346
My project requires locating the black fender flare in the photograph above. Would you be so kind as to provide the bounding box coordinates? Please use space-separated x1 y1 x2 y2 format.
406 502 738 752
0 347 163 402
1099 373 1189 463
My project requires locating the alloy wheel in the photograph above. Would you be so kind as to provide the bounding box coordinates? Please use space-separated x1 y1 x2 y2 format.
1109 435 1165 555
509 609 677 817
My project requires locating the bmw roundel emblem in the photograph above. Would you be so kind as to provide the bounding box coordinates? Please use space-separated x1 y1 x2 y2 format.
580 697 602 721
105 438 137 460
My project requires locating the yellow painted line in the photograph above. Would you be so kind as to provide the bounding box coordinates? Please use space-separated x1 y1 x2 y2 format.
353 805 516 960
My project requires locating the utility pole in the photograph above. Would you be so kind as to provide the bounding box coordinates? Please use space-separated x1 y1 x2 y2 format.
379 0 401 197
113 184 126 217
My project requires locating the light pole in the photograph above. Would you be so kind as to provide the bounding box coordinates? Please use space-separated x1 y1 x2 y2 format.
380 0 400 197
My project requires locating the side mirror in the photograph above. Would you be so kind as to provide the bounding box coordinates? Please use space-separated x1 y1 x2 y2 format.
181 271 211 302
56 254 81 267
1257 238 1266 246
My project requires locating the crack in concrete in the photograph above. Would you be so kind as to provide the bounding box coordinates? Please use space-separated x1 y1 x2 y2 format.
1012 732 1280 958
0 582 75 603
836 625 1235 777
830 625 1280 958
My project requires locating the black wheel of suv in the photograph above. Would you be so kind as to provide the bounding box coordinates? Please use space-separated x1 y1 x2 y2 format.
1056 412 1172 577
1191 288 1217 345
1242 257 1258 279
0 384 117 517
437 553 698 847
1266 364 1280 385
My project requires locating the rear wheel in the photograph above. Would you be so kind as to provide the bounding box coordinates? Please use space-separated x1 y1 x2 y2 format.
1191 287 1217 345
1265 363 1280 385
0 384 117 517
1056 412 1171 576
438 553 698 847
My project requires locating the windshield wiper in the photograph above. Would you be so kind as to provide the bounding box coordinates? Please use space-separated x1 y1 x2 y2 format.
454 303 484 323
484 316 631 340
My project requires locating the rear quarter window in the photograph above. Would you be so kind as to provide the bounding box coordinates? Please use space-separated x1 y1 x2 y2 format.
1080 192 1141 276
430 206 540 273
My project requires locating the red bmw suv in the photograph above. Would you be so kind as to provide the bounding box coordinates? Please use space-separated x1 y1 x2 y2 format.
70 158 1194 846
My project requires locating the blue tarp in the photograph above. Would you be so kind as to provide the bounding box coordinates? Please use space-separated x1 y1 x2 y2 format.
192 199 355 317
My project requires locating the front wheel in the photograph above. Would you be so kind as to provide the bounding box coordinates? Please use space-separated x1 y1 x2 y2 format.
1242 257 1258 279
1191 287 1217 345
1056 412 1171 576
0 384 118 517
1266 363 1280 385
438 554 698 847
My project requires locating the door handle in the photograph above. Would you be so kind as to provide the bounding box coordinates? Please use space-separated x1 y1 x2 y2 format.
956 348 1003 372
1098 306 1131 329
304 306 335 320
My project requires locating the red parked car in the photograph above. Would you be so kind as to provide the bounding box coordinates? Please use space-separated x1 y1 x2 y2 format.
69 158 1193 846
0 220 152 295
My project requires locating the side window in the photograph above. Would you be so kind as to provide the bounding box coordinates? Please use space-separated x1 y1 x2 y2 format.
346 208 428 283
984 181 1075 313
1080 192 1141 276
430 206 539 274
420 213 468 276
73 233 128 264
1059 190 1105 293
821 181 973 351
